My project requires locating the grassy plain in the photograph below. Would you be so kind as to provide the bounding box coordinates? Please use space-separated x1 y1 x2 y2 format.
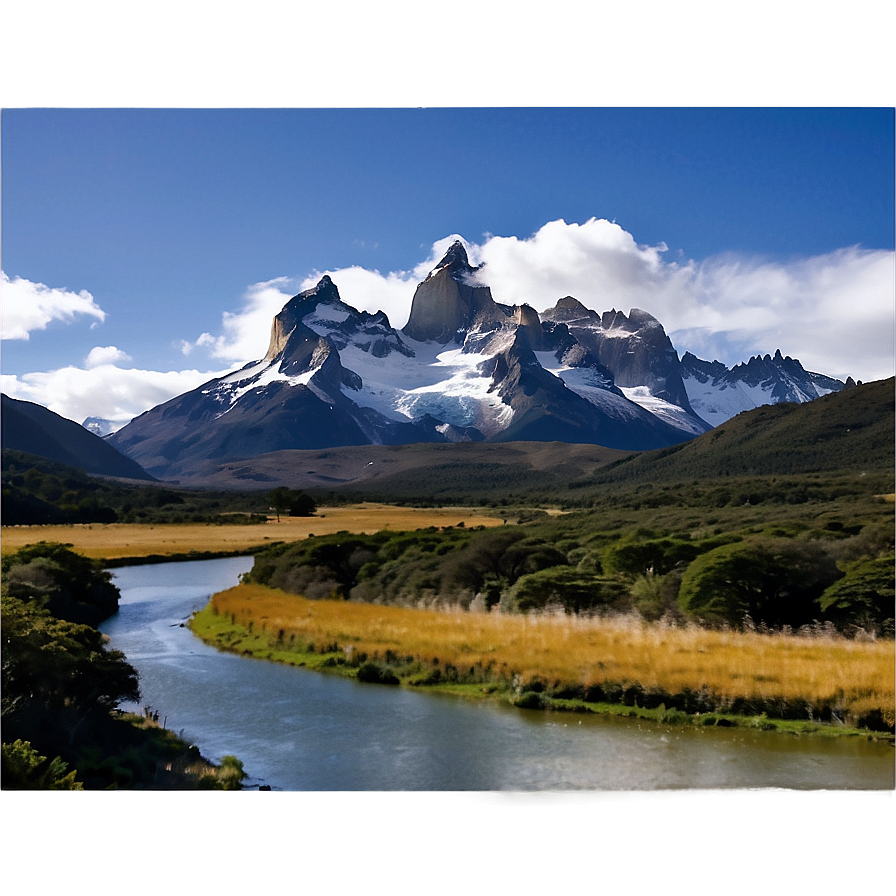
0 503 504 561
194 583 895 734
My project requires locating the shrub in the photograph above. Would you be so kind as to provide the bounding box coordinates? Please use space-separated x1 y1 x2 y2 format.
818 554 895 630
677 538 841 628
356 662 400 685
506 567 629 614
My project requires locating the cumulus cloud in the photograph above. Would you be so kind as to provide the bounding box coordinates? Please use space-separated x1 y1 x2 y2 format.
469 219 687 310
1 363 231 429
1 271 106 339
179 277 297 363
85 345 132 368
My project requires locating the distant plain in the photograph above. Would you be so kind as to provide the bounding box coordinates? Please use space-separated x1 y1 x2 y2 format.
0 504 504 561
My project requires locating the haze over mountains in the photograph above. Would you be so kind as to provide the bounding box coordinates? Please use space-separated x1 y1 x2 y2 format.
105 241 852 480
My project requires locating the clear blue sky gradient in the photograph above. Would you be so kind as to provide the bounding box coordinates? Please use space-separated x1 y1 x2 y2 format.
2 107 894 378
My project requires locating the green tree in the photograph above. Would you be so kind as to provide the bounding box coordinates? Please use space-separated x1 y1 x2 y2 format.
1 593 140 748
267 487 292 522
505 566 629 614
677 538 841 628
2 542 120 625
1 739 82 790
818 554 895 630
288 491 317 517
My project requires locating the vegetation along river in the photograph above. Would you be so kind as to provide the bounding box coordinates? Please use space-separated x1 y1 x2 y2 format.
101 557 895 791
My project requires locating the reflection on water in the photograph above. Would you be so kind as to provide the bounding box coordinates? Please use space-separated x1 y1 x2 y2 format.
102 558 895 791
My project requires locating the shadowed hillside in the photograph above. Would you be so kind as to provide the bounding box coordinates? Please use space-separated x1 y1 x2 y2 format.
1 394 153 481
584 377 894 487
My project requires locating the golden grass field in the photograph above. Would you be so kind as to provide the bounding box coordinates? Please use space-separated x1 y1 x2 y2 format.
0 503 504 560
209 583 895 727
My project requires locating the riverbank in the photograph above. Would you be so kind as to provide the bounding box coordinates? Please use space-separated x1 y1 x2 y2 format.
190 584 895 739
0 503 504 562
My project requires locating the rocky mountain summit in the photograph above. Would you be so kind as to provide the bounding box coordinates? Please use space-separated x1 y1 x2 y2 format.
680 349 854 427
108 241 848 479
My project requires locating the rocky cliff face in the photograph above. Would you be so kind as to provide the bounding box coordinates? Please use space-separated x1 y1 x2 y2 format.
402 241 508 343
542 302 694 410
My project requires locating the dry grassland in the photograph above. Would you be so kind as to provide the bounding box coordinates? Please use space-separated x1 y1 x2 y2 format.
0 504 503 561
210 583 895 726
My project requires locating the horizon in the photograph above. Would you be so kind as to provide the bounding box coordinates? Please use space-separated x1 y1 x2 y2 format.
2 107 894 426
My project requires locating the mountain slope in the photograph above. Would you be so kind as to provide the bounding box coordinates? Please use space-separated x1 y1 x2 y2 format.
589 376 894 485
1 394 154 481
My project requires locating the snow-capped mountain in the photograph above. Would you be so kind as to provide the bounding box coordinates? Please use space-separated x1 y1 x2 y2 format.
82 416 121 437
108 241 848 478
680 350 854 428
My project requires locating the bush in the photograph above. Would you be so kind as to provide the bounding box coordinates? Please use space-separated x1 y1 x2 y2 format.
356 662 400 685
818 554 895 629
1 740 82 790
506 567 629 614
2 542 120 625
677 538 841 628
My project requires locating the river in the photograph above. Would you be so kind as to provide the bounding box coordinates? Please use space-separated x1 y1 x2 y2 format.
101 557 895 791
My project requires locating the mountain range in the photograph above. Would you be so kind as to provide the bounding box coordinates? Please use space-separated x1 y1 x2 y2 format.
107 242 852 480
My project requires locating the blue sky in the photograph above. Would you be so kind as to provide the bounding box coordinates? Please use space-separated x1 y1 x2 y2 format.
2 106 894 425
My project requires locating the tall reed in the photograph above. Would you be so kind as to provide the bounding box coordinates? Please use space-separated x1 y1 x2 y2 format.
209 584 894 726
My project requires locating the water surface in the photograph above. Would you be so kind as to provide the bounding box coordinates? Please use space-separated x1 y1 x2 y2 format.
102 558 895 791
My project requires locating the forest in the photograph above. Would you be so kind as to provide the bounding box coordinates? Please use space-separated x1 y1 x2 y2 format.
245 470 894 635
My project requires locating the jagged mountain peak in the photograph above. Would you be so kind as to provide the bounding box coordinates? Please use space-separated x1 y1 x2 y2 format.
105 241 849 479
403 242 502 344
680 347 847 427
543 296 598 322
427 239 477 282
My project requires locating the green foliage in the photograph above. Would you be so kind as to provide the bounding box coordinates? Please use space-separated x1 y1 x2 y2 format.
601 535 706 577
505 567 629 614
630 571 684 622
1 739 82 790
215 754 246 790
441 529 567 604
356 661 400 685
818 554 895 630
677 538 842 627
267 486 317 520
2 541 120 625
1 592 140 725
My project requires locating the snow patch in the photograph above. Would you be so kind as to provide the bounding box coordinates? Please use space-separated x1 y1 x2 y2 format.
621 386 708 435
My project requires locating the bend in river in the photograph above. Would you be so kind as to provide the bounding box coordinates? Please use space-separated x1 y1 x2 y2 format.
101 557 895 791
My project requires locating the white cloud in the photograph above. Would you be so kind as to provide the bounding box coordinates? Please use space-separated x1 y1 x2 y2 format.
179 277 297 363
1 363 231 428
470 218 685 311
672 247 895 381
85 345 132 368
180 220 894 384
298 266 418 329
1 271 106 339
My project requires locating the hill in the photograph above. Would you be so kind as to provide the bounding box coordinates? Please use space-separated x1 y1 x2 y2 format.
585 376 894 487
1 394 153 481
